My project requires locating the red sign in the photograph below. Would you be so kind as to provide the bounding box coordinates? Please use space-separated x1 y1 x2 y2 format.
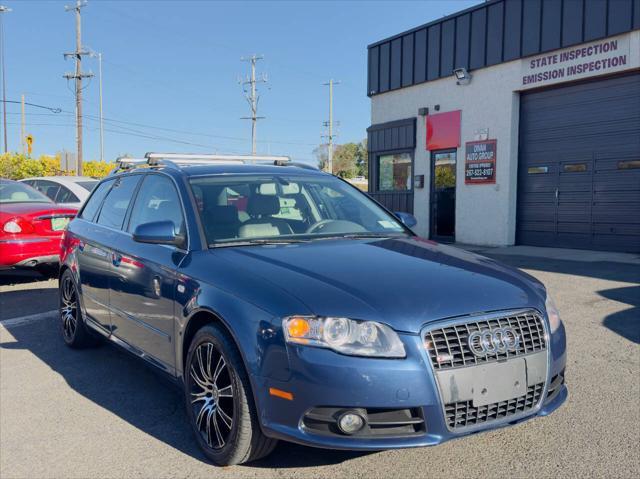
465 139 497 184
426 110 461 150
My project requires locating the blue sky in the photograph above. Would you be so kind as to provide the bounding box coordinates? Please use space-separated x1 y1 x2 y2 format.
5 0 478 164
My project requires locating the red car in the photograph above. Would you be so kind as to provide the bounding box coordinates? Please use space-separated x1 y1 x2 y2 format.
0 179 77 270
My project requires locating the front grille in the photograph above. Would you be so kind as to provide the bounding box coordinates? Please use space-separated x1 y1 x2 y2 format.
445 382 544 429
424 310 547 370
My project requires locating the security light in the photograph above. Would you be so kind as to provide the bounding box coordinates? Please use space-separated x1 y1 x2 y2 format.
454 67 472 85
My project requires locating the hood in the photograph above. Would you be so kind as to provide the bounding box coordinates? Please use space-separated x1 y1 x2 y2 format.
213 237 546 333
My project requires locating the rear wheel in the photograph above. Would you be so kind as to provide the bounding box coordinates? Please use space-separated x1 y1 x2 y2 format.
185 323 277 465
59 269 96 348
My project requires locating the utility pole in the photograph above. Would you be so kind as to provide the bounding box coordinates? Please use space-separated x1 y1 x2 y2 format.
0 5 11 153
93 51 104 162
20 94 25 154
240 55 266 156
63 0 93 175
322 79 340 174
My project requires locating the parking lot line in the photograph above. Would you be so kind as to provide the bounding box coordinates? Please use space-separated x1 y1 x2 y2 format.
0 310 57 328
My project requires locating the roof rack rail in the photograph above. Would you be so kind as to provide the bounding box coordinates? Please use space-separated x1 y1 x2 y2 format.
109 157 148 176
107 153 318 176
145 152 291 166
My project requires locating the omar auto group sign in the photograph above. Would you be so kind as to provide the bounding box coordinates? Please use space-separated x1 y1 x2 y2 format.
520 34 632 90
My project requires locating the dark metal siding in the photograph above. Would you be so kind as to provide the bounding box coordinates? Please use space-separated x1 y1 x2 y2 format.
441 19 456 76
390 38 402 90
486 2 504 65
402 34 414 87
367 118 417 214
368 0 639 96
541 0 562 52
414 29 427 84
470 8 487 70
522 0 542 56
584 0 608 41
379 42 390 93
517 72 640 253
562 0 584 46
455 14 471 70
427 24 441 81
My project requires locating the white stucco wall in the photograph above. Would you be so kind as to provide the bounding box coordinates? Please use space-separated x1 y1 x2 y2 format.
370 30 640 246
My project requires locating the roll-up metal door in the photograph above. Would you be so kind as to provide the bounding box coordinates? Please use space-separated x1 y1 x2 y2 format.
517 72 640 253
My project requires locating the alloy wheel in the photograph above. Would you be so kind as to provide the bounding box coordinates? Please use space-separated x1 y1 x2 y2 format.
189 342 235 450
60 275 78 341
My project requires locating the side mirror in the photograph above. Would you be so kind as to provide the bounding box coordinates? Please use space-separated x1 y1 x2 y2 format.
132 221 185 248
394 211 417 228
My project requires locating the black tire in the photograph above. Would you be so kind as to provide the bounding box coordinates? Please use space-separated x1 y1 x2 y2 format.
184 323 277 466
59 269 97 348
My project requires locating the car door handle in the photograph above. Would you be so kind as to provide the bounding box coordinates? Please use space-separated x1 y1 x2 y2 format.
112 252 122 267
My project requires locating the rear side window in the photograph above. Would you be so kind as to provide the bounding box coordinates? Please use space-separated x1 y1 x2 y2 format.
33 180 61 201
79 180 114 221
55 186 79 204
96 176 141 229
128 175 185 235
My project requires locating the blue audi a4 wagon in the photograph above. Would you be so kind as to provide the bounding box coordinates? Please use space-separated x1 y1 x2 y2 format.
58 153 567 465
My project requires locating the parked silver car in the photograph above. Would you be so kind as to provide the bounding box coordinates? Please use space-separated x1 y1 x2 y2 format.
20 176 99 208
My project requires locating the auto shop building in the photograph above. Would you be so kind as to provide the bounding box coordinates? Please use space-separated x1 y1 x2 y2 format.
367 0 640 252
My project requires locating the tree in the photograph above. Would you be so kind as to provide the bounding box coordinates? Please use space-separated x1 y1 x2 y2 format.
0 152 115 179
355 139 368 178
332 143 359 178
313 144 328 171
83 161 116 177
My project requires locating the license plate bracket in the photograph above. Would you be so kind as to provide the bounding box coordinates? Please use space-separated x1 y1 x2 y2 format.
472 358 527 408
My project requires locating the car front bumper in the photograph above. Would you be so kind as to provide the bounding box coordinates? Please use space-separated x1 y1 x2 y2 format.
253 322 567 450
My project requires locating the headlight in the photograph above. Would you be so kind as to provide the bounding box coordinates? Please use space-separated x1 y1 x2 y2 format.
545 292 562 333
282 316 406 358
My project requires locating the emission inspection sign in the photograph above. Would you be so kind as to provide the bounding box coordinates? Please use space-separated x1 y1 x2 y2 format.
465 139 496 184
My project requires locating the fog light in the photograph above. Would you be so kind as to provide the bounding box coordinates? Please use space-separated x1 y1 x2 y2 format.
337 411 366 434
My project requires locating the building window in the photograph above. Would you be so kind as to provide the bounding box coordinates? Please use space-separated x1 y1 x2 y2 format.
378 153 412 191
528 166 549 174
618 160 640 170
563 163 587 173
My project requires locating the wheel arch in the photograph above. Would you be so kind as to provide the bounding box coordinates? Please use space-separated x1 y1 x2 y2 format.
180 307 250 383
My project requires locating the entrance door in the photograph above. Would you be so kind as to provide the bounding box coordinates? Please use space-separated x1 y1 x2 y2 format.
430 150 457 242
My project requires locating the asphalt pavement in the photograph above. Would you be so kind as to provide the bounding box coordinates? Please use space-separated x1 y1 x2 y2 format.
0 247 638 478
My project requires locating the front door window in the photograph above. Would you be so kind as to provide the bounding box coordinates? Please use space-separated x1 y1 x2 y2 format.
431 150 456 241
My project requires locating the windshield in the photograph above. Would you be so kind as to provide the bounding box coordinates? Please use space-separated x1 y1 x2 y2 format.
0 180 53 204
189 174 408 246
77 181 99 192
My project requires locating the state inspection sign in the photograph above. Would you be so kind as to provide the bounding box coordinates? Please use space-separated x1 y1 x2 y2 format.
465 139 496 184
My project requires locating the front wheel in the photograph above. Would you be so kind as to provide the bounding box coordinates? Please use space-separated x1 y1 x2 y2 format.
185 324 277 465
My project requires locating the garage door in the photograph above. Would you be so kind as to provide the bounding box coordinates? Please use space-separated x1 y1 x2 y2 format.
517 72 640 253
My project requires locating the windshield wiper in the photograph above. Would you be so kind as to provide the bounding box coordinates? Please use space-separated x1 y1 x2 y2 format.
312 233 404 241
210 238 310 248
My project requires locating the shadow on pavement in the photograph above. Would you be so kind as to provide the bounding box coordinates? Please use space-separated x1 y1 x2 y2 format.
0 287 58 320
486 253 640 344
0 267 58 286
600 286 640 344
0 317 370 468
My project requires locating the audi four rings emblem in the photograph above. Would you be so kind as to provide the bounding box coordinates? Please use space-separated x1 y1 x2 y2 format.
468 327 520 356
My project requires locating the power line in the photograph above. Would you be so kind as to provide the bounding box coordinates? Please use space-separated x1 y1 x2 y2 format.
239 54 267 156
